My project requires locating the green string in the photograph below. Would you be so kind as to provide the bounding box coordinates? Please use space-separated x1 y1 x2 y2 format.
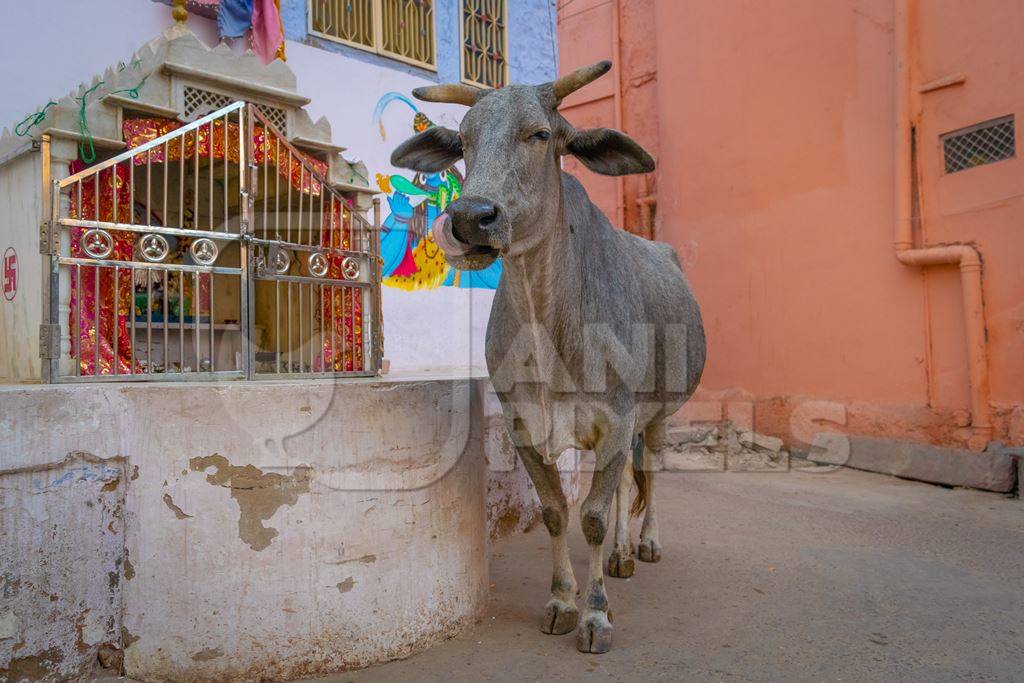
15 101 56 137
74 76 147 164
109 78 147 101
74 82 104 164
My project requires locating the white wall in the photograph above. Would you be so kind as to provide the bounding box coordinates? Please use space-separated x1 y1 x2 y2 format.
0 1 219 127
0 376 491 680
285 41 493 373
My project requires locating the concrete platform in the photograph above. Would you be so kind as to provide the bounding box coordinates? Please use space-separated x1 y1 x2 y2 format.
332 468 1024 681
0 372 506 681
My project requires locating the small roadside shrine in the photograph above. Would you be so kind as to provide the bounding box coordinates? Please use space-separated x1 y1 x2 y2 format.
0 19 382 384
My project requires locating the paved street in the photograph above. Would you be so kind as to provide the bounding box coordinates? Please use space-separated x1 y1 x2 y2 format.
328 467 1023 682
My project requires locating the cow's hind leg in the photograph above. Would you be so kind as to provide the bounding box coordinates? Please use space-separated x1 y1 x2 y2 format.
516 445 578 635
577 433 630 654
607 435 640 578
638 421 664 562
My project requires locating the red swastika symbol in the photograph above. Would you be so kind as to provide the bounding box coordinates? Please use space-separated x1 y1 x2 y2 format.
3 248 17 302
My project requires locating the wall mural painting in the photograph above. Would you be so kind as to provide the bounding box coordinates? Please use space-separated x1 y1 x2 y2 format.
373 92 501 290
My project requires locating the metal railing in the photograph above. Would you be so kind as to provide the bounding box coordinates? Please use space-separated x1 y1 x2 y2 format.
46 101 381 382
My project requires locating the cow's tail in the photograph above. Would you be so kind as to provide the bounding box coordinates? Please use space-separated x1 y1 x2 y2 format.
630 432 649 517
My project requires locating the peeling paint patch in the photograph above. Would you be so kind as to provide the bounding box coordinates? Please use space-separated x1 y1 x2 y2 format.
46 463 119 490
189 454 313 551
0 451 126 494
120 626 139 649
336 577 356 593
97 643 123 671
73 609 109 654
191 647 224 661
162 493 192 520
0 646 64 680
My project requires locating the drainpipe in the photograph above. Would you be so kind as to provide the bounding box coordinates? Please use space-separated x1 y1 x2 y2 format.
612 0 626 229
894 0 992 451
636 193 657 240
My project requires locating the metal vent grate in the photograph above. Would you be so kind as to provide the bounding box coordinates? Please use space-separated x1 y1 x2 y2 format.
942 115 1015 173
181 86 288 133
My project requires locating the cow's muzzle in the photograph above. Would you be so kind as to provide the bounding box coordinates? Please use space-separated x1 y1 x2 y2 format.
432 213 501 272
448 196 501 245
435 195 505 270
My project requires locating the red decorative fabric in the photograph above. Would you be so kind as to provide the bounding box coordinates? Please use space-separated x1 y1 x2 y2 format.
314 197 364 372
122 117 330 195
66 161 140 376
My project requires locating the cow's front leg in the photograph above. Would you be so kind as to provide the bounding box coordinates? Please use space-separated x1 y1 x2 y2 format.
577 439 629 654
516 445 578 635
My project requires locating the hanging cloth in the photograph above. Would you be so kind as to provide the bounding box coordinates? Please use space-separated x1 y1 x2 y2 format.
251 0 286 63
218 0 254 38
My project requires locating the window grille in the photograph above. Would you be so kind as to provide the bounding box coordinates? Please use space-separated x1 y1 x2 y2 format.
182 86 288 134
380 0 435 68
182 86 232 120
311 0 374 49
942 115 1015 173
461 0 508 89
309 0 436 71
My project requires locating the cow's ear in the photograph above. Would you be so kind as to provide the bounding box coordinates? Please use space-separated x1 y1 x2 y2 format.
391 126 463 172
566 128 654 176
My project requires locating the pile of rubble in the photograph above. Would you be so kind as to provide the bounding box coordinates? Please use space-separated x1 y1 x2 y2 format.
660 422 811 472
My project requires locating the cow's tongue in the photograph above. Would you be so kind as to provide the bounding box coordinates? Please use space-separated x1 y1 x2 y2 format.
431 213 473 256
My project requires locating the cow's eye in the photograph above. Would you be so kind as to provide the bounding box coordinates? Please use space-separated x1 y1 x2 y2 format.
530 130 551 142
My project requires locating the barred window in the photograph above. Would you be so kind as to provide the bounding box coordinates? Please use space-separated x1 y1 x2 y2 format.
461 0 508 89
309 0 436 71
942 116 1015 174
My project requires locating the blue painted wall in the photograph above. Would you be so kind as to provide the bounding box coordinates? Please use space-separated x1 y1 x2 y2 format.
280 0 556 84
507 0 558 84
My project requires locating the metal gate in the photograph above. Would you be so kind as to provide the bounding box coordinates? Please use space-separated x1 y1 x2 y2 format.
246 106 379 378
46 101 381 382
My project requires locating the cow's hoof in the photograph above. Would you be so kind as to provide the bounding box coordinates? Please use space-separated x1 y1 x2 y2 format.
541 599 578 635
607 551 634 578
638 539 662 563
576 611 613 653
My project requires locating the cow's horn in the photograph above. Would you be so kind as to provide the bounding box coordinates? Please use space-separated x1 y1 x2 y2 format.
411 84 480 107
551 60 612 100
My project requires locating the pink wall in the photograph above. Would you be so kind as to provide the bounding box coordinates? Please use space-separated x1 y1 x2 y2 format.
560 0 1024 448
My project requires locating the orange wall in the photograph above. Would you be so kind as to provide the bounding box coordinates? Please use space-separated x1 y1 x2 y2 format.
559 0 659 236
560 0 1024 448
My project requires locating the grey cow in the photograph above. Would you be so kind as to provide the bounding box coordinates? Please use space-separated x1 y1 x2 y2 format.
391 61 706 654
